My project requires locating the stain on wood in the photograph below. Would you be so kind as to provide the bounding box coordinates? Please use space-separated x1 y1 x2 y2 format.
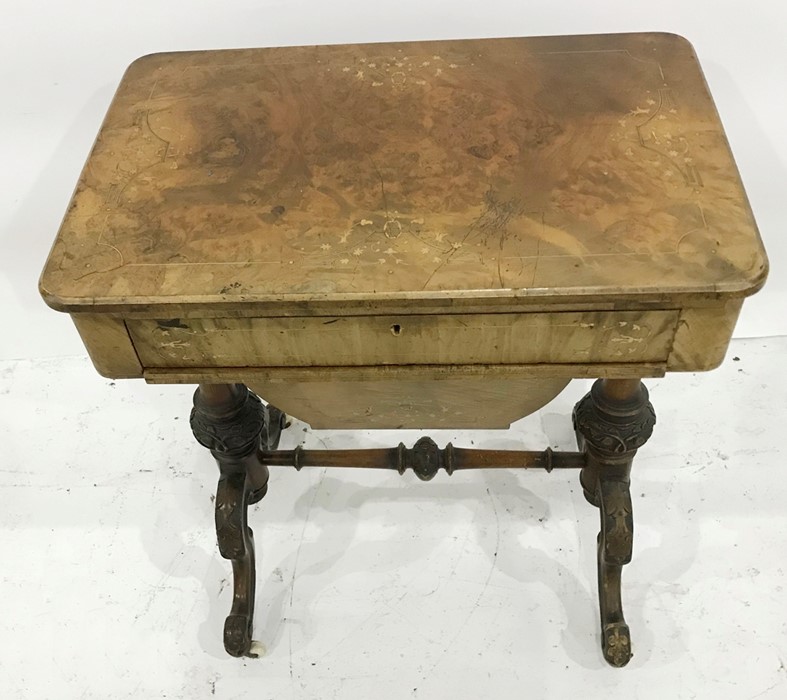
40 33 767 315
127 310 679 368
39 33 768 427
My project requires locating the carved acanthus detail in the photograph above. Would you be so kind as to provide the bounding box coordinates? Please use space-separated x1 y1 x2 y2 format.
190 385 265 458
573 381 656 457
600 478 634 566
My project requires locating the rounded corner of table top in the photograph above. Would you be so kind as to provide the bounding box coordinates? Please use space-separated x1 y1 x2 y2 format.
638 31 697 52
38 270 70 314
123 50 188 78
733 252 770 297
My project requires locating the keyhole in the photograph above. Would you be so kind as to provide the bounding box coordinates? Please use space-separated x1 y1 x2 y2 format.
390 324 402 336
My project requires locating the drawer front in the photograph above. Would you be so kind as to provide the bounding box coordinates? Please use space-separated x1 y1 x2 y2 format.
127 310 679 368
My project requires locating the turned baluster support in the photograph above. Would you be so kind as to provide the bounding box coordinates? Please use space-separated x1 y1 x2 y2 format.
190 383 283 657
573 378 656 667
188 378 655 665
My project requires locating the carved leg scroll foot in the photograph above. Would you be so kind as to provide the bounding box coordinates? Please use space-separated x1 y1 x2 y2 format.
216 470 257 657
597 477 634 667
190 383 272 657
573 379 656 668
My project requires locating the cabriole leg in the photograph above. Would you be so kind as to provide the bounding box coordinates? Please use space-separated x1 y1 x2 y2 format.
573 378 656 667
190 383 273 657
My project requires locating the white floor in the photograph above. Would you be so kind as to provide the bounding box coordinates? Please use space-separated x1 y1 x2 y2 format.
1 336 786 699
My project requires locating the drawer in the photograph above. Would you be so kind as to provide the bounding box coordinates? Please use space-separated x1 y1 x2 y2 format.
126 310 680 368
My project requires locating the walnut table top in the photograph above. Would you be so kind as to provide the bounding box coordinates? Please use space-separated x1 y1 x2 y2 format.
40 32 766 317
40 32 768 427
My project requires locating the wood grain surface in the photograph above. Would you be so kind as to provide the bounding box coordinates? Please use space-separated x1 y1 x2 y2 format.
127 310 678 368
243 374 571 429
40 32 767 315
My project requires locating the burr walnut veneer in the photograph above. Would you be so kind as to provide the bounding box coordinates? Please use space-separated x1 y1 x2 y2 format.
40 33 767 667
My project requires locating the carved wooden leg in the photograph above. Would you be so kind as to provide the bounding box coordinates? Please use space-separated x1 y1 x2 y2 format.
573 379 655 667
190 383 276 657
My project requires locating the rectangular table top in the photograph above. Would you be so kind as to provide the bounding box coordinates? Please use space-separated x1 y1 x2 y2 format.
40 32 767 316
